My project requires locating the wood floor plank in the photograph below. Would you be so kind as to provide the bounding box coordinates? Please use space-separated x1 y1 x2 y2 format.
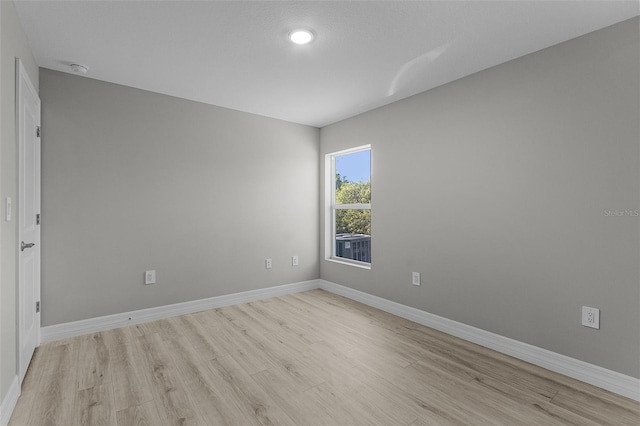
304 380 412 426
190 308 232 360
243 300 324 345
103 327 154 412
275 294 388 354
338 339 502 425
22 343 78 426
75 383 117 426
11 289 639 426
212 312 276 375
210 355 297 425
134 333 205 426
409 356 595 425
162 335 237 424
529 400 604 426
166 314 227 361
322 290 564 400
220 304 274 336
409 415 462 426
549 385 640 425
76 332 111 391
137 318 181 341
257 331 327 390
265 296 346 343
8 345 50 426
304 338 459 425
307 366 419 425
115 401 164 426
250 367 341 425
329 290 579 404
348 363 472 425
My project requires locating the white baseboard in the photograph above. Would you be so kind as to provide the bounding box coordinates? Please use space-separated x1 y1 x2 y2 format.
318 280 640 402
41 279 321 342
0 376 20 426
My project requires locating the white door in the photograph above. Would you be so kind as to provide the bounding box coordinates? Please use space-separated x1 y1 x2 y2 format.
17 59 41 383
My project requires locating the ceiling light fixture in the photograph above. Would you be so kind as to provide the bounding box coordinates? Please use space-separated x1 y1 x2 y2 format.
289 29 314 45
70 63 88 74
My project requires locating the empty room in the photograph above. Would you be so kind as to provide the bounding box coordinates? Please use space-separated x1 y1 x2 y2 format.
1 1 639 425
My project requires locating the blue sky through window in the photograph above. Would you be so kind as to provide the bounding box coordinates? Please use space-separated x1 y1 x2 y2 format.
336 150 370 183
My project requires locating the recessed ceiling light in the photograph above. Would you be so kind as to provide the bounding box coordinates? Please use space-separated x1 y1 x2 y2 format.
70 63 88 74
289 30 314 45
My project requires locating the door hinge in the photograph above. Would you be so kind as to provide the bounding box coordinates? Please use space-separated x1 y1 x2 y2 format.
36 301 40 313
36 213 40 225
36 126 41 138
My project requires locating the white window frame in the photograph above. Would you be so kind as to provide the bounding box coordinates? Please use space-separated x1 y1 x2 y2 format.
325 145 371 268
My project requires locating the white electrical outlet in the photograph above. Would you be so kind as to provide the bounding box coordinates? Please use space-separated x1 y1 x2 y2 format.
145 270 156 285
292 255 299 266
265 258 272 269
412 272 421 286
582 306 600 329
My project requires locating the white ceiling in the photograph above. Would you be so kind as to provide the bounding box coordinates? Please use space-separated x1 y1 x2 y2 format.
14 1 640 128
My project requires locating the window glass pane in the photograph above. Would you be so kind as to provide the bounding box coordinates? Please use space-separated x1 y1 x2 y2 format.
335 209 370 235
335 209 371 263
335 150 370 204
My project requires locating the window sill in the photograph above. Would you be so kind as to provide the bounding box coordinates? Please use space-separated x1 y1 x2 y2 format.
326 257 371 270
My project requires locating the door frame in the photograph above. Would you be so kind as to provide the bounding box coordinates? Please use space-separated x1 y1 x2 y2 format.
16 58 41 383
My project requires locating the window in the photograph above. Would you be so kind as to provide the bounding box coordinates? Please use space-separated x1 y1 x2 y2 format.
327 146 371 266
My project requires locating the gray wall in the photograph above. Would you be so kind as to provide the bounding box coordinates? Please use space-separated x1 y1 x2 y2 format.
0 0 39 406
320 18 640 378
39 69 319 326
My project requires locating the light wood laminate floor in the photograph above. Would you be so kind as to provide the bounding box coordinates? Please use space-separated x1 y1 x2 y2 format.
9 289 640 425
